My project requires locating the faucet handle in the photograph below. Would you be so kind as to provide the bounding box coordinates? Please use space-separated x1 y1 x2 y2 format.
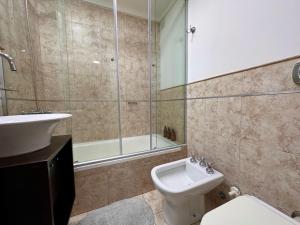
206 162 214 174
189 152 198 163
199 156 207 167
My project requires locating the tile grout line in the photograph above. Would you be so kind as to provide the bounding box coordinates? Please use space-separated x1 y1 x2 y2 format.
236 96 244 188
187 88 300 100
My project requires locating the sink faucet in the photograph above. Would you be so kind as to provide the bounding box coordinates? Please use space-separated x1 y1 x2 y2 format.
0 50 17 71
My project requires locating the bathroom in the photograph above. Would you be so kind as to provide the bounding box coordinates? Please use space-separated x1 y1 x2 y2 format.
0 0 299 224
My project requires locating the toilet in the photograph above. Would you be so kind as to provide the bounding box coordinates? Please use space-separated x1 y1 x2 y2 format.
201 195 300 225
151 158 224 225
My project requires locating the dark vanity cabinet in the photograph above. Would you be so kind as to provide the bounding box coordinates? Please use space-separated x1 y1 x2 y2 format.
0 135 75 225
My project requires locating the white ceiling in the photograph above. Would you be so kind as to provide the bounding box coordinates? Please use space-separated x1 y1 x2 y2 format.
84 0 177 21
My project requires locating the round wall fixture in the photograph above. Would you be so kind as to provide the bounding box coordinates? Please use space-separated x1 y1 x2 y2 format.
292 62 300 84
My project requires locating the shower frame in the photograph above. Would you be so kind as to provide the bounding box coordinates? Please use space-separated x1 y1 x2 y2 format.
74 0 187 168
0 59 8 115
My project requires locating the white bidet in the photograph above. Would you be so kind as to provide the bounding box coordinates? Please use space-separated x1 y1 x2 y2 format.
151 158 224 225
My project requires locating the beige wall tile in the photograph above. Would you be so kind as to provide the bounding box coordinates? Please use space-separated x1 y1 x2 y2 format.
186 99 206 155
37 100 72 135
239 94 300 213
0 99 3 116
70 101 119 143
188 97 242 186
203 98 219 160
72 166 109 215
69 73 101 101
69 0 112 26
72 148 187 216
187 57 300 215
159 86 185 101
188 57 300 99
6 99 37 115
4 51 36 101
41 73 66 101
240 94 300 156
217 72 244 96
107 161 143 203
195 78 220 98
121 101 150 138
157 100 185 144
213 97 241 185
243 58 300 93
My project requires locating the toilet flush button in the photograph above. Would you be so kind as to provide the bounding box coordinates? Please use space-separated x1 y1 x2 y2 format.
292 62 300 84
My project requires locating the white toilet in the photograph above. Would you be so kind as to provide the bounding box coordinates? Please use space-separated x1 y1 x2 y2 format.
201 195 300 225
151 158 224 225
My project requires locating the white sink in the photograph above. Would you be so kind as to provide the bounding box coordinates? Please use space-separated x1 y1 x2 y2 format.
151 158 224 225
0 113 72 158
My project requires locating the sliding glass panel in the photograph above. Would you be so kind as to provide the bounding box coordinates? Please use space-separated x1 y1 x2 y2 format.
0 0 73 132
0 0 38 115
117 0 151 154
151 0 186 149
66 0 120 163
27 0 72 135
0 59 5 116
0 0 186 166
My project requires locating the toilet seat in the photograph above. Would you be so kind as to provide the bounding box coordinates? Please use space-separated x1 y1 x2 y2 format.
201 195 300 225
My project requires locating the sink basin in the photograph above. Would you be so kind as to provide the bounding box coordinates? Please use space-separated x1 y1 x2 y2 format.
0 113 72 158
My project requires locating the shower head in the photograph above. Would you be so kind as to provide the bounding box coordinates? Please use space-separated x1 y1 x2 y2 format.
0 51 17 71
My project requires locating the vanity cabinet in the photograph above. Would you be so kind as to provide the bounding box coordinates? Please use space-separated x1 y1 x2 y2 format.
0 135 75 225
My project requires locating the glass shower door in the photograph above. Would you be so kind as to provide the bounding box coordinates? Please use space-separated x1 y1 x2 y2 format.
117 0 151 154
151 0 187 149
0 0 186 165
0 0 38 116
67 0 121 163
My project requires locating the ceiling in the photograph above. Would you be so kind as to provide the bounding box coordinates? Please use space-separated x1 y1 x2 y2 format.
84 0 177 21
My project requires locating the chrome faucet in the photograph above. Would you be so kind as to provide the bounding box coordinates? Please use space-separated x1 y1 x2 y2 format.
199 156 207 167
0 50 17 71
189 152 198 163
206 162 214 174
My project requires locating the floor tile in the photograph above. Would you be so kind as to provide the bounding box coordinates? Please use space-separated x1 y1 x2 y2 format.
154 212 167 225
143 190 165 214
68 212 88 225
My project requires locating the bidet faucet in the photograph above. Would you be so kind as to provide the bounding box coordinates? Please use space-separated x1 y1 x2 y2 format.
206 162 214 174
189 152 198 163
0 50 17 71
199 157 207 167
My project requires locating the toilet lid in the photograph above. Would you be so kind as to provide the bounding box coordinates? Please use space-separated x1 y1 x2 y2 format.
201 195 300 225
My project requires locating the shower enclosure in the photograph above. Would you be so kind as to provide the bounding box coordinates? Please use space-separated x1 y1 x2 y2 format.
0 0 186 166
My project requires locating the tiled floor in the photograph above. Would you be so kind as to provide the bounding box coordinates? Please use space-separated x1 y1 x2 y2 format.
69 190 200 225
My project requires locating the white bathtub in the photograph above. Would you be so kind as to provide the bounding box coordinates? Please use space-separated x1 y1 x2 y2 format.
73 134 177 164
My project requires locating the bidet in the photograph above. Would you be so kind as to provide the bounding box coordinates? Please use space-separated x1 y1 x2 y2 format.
151 158 224 225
